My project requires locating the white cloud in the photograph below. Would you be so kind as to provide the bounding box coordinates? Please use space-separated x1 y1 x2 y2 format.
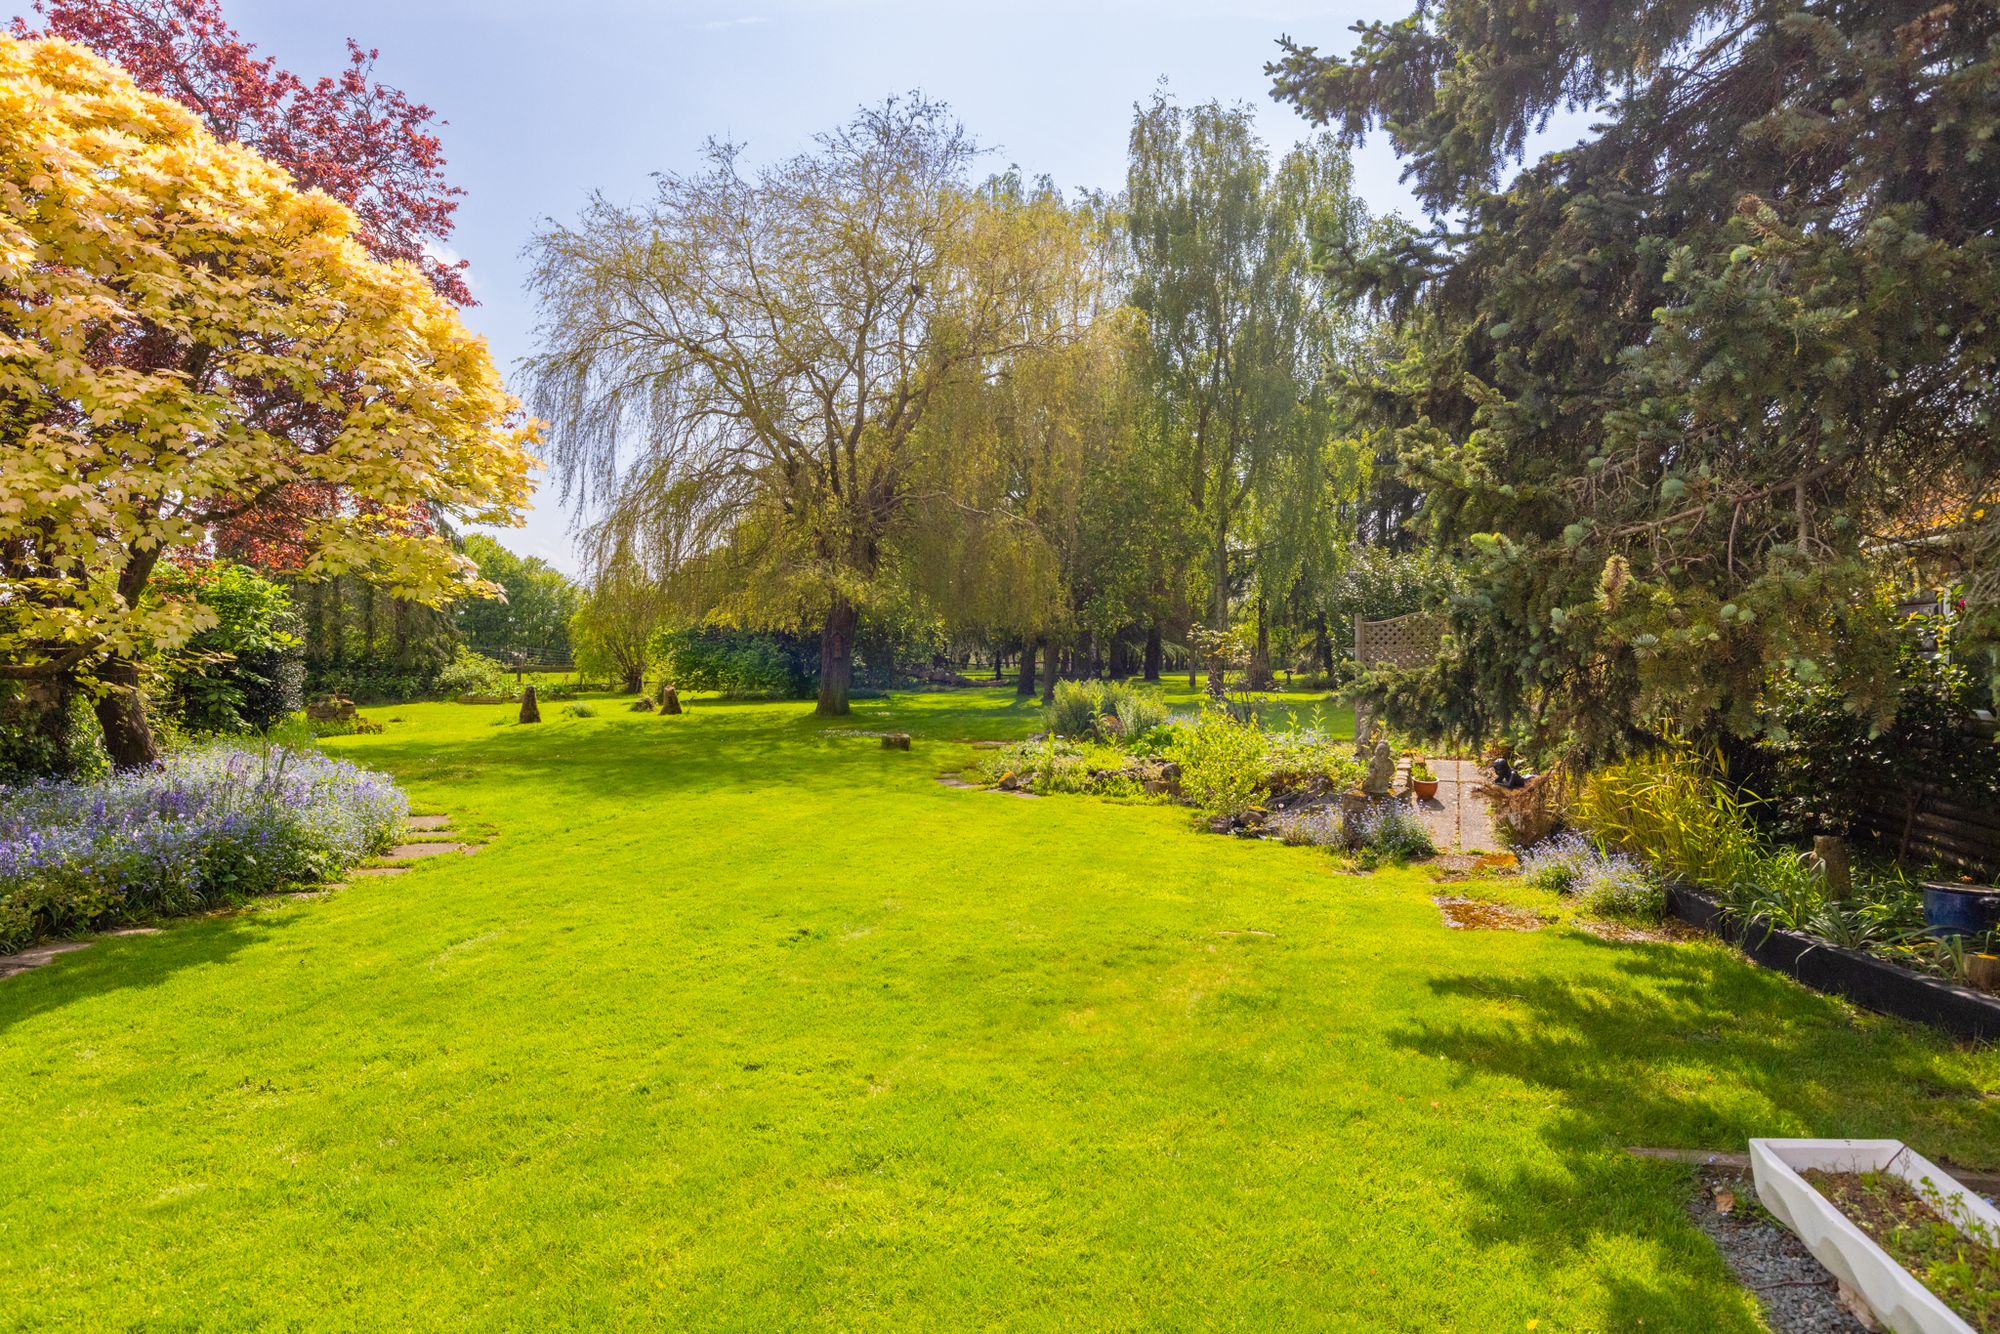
694 15 770 31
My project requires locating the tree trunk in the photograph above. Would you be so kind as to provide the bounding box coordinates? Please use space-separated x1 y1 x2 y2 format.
816 596 857 716
1314 612 1334 678
1247 598 1274 690
93 657 160 770
1017 638 1038 697
1042 638 1057 705
622 663 644 695
1143 624 1163 683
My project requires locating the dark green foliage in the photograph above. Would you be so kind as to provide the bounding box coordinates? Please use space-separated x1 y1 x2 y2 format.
1273 1 2000 758
1748 618 2000 839
653 625 816 698
0 680 103 783
154 562 305 735
296 573 460 704
455 534 581 665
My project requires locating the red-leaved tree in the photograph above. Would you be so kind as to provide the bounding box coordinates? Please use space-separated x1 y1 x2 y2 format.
16 0 472 305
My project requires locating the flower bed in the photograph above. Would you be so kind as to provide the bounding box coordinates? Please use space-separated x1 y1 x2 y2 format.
0 746 407 951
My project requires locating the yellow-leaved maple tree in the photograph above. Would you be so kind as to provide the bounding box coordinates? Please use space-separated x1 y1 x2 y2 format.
0 35 538 766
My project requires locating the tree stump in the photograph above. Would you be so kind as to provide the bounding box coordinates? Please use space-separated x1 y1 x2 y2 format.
659 685 682 715
519 685 541 724
882 732 911 750
631 697 655 713
1812 835 1852 899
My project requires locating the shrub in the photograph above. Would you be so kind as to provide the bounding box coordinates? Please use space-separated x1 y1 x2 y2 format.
1574 746 1775 895
1110 683 1169 738
153 561 305 735
1519 831 1598 896
1045 680 1105 738
1520 832 1663 919
1044 679 1170 744
1169 704 1270 819
1750 623 2000 839
1341 802 1436 862
436 645 514 699
652 625 816 697
0 745 406 951
971 736 1136 796
1263 724 1363 797
562 703 597 719
1271 806 1342 848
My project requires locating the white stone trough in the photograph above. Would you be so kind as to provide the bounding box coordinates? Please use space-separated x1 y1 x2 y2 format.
1749 1137 2000 1334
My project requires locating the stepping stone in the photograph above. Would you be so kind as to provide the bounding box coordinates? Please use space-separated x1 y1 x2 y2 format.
352 866 409 877
381 842 475 859
936 774 978 790
0 940 91 980
106 927 160 936
406 815 452 831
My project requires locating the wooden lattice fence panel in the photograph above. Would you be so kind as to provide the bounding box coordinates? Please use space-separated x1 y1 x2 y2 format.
1355 612 1445 670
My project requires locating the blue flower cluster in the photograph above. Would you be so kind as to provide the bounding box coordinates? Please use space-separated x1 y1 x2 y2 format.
0 746 407 951
1520 831 1662 919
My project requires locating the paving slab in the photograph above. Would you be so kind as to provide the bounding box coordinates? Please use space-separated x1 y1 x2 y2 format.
1404 757 1499 854
381 842 475 859
0 940 91 979
406 815 453 831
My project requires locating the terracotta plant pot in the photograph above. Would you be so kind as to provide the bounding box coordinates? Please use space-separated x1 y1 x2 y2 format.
1412 778 1439 800
1969 953 2000 994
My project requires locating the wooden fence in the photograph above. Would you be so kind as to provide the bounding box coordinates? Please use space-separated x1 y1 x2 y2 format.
1858 714 2000 877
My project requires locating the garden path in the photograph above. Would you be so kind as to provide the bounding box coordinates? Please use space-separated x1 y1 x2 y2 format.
1407 757 1500 853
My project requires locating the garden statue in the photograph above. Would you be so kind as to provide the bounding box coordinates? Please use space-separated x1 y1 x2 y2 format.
1363 739 1396 796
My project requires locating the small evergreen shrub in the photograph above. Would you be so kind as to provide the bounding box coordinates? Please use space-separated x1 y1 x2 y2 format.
561 703 597 718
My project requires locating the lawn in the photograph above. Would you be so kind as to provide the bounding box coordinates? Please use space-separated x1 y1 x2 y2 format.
2 687 1995 1330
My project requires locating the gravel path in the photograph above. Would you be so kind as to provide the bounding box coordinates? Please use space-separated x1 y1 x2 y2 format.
1688 1168 1870 1333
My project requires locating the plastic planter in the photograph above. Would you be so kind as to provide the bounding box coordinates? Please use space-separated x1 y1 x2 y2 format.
1749 1138 2000 1334
1921 882 2000 939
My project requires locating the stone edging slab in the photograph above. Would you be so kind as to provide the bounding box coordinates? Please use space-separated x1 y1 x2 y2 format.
1667 883 2000 1041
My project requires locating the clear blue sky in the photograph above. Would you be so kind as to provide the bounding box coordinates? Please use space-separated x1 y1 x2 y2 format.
214 1 1572 574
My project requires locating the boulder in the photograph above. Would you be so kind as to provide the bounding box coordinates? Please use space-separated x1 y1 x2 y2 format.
882 732 912 751
631 697 656 713
307 694 358 723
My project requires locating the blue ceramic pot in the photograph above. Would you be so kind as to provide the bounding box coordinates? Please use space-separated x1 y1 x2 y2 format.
1921 882 2000 938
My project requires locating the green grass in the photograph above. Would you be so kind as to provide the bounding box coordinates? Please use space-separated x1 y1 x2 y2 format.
2 686 1994 1330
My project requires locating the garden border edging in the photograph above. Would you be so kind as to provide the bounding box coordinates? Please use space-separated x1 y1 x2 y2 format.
1666 883 2000 1041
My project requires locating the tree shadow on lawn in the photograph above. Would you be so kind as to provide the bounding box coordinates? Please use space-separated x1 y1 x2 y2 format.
1384 933 1997 1322
0 907 304 1037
